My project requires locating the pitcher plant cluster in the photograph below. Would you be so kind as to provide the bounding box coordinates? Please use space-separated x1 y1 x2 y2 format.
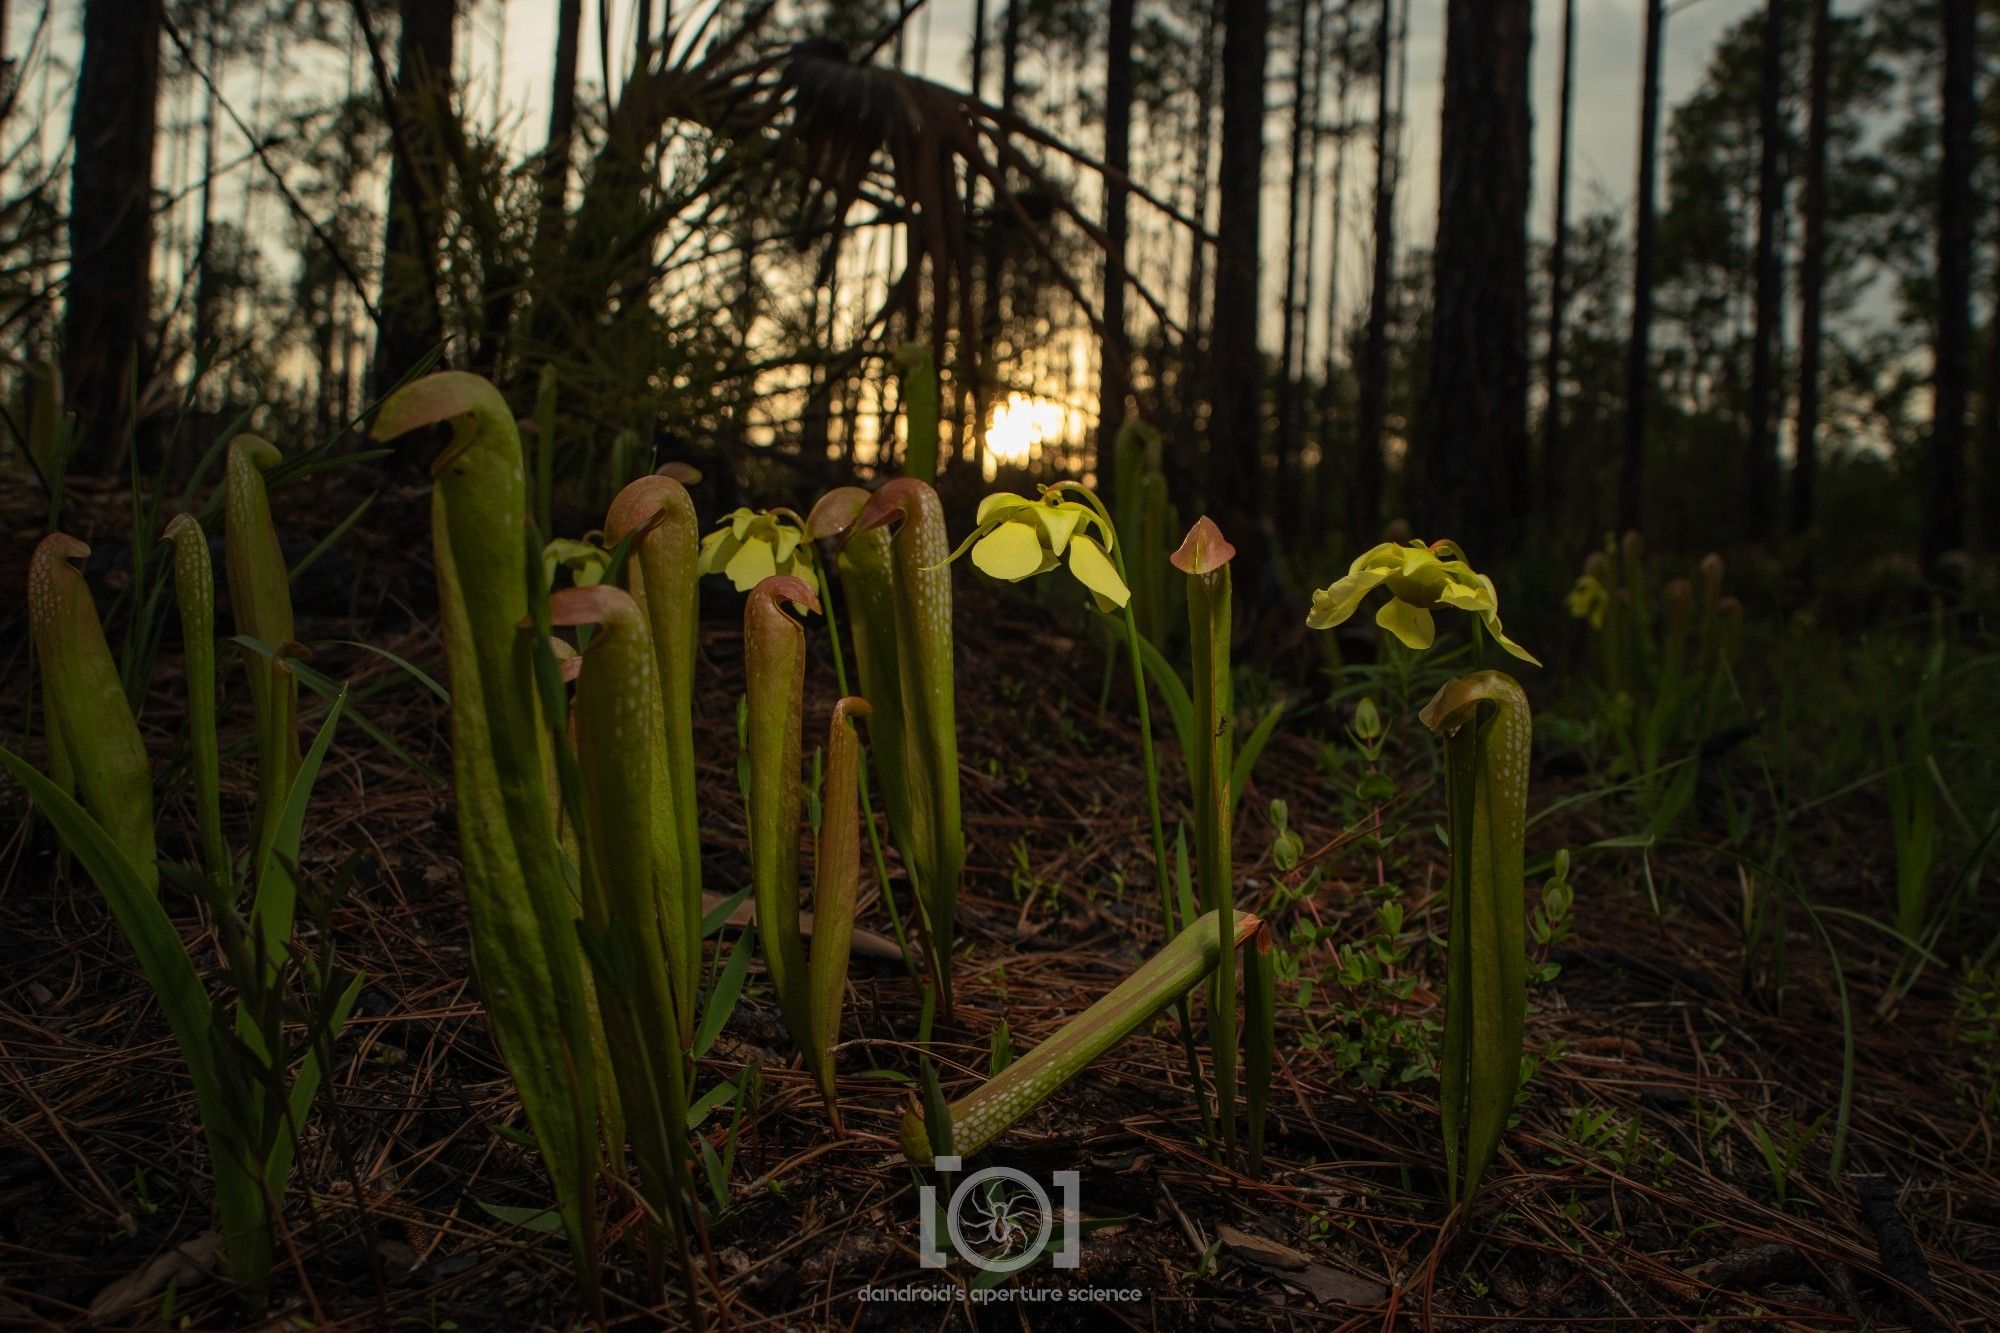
7 438 364 1290
11 362 1558 1315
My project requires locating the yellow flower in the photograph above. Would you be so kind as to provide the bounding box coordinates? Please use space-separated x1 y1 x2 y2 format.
1566 574 1608 629
542 537 609 589
1307 539 1538 665
697 507 814 592
946 489 1130 611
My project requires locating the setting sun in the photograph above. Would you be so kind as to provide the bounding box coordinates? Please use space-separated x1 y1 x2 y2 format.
983 392 1077 476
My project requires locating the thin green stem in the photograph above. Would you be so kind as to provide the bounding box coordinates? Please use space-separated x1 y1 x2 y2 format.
1052 482 1213 1143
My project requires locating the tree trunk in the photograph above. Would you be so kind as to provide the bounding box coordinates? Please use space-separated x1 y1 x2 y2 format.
1540 0 1575 522
976 0 1022 474
502 0 581 373
964 0 989 475
1320 7 1351 400
1295 0 1327 535
1745 0 1785 541
1982 265 2000 552
371 0 456 401
1274 0 1316 530
1620 0 1665 533
1792 0 1830 543
1179 2 1221 472
191 10 222 371
1211 0 1269 578
542 0 583 228
1349 0 1396 543
1423 0 1532 556
1097 0 1135 488
1927 0 1975 571
63 0 163 473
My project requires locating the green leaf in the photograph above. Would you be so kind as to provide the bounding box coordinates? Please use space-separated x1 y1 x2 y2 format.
1135 632 1193 761
696 931 753 1059
475 1200 567 1235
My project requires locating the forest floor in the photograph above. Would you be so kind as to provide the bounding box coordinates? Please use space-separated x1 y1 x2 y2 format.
1 477 1996 1330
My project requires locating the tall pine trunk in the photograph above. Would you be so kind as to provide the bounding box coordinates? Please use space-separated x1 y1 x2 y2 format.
1746 0 1785 540
63 0 163 473
1274 0 1316 527
1621 0 1665 533
1423 0 1533 556
1793 0 1830 543
506 0 582 371
1296 0 1328 535
1180 3 1221 469
371 0 456 400
1927 0 1975 571
1098 0 1135 488
1319 8 1351 449
1541 0 1576 526
964 0 989 476
1210 0 1269 582
1349 0 1396 543
977 0 1023 475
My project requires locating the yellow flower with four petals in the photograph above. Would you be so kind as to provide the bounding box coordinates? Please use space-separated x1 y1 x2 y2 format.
1307 539 1538 665
948 489 1131 611
698 507 814 592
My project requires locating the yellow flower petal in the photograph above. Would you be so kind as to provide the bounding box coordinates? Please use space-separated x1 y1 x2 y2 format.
1438 577 1496 613
1348 542 1402 575
976 492 1036 524
1031 502 1084 554
1306 568 1389 629
723 536 778 591
1385 545 1452 607
773 524 801 565
971 521 1048 581
1067 534 1130 608
730 508 756 540
697 528 736 575
1482 610 1542 666
1375 597 1436 650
